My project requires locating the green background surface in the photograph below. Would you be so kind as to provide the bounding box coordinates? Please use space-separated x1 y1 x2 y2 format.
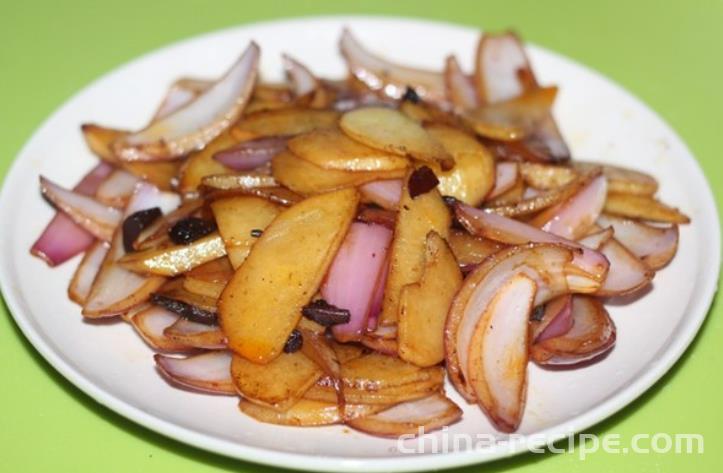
1 1 721 472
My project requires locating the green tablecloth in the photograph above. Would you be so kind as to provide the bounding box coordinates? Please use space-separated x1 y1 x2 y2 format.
1 1 721 472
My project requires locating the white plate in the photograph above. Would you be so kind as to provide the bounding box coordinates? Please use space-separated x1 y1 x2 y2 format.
0 16 719 473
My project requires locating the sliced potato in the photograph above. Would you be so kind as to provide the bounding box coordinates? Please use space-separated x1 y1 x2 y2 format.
378 170 451 326
425 125 495 205
178 130 238 193
232 108 339 140
305 375 443 405
287 128 410 172
183 257 234 298
155 278 218 313
239 399 385 426
604 193 690 224
210 196 281 269
118 233 226 277
219 188 359 363
271 150 405 195
447 230 505 268
81 124 126 162
574 162 658 196
485 175 525 206
340 107 454 169
339 352 444 391
519 162 577 189
200 173 277 190
231 351 322 411
398 232 463 367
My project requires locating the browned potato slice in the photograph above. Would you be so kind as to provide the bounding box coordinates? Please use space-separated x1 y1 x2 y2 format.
232 108 339 140
398 232 463 367
219 188 359 363
178 130 238 193
485 176 525 206
182 258 233 299
305 375 443 404
238 399 386 426
604 193 690 223
123 161 179 191
378 170 451 326
210 196 281 269
330 341 365 364
425 125 495 206
155 278 218 312
519 162 577 189
340 352 444 390
573 162 658 196
183 277 225 299
81 124 126 162
271 150 405 195
200 173 277 190
287 128 410 172
339 107 454 169
231 351 322 411
118 233 226 276
447 230 506 268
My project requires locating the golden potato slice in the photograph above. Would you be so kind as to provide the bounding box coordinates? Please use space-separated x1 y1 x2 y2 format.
271 150 405 195
182 258 233 298
573 162 658 196
238 399 386 426
398 232 463 367
447 230 506 268
519 162 577 189
183 277 224 299
339 107 454 169
123 161 179 191
210 196 281 269
232 108 339 141
178 130 238 193
231 351 322 411
330 341 365 364
200 173 277 190
339 352 444 391
118 233 226 277
288 128 410 172
604 193 690 224
81 124 126 162
219 188 359 363
378 170 451 326
305 375 443 405
425 125 495 205
155 278 218 312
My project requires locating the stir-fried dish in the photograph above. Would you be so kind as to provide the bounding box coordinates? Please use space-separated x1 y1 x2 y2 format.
31 29 689 436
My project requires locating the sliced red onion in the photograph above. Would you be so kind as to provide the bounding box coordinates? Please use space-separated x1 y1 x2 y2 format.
475 32 535 103
365 256 390 333
597 214 678 270
539 174 607 239
487 162 518 199
444 55 479 110
347 392 462 437
114 43 260 161
534 295 573 343
68 241 110 304
40 176 123 241
455 203 609 283
83 183 180 317
282 54 319 97
95 169 140 207
595 238 654 297
130 306 193 352
531 296 616 366
322 222 393 342
32 163 114 266
359 180 402 210
155 351 235 395
339 28 447 105
213 137 288 171
152 78 211 122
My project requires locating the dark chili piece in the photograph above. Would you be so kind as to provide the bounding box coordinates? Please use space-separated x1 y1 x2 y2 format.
150 293 218 325
401 86 421 103
301 299 351 326
122 207 162 252
250 228 264 238
168 217 216 245
408 166 439 198
283 329 303 353
530 305 546 322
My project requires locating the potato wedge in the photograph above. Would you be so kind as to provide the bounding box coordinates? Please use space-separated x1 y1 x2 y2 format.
232 108 339 140
118 233 226 277
210 196 281 269
425 125 495 205
219 188 359 363
398 232 462 367
378 170 451 326
288 128 410 172
231 351 322 411
178 130 238 193
340 107 454 169
603 193 690 224
271 150 405 195
239 399 386 426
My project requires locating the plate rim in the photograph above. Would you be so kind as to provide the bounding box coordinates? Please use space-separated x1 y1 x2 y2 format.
0 14 720 473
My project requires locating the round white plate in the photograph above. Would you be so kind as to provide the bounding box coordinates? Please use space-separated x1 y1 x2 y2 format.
0 16 719 473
